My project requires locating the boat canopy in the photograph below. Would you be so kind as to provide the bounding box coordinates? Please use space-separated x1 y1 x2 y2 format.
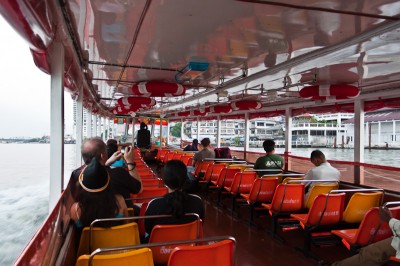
1 0 400 119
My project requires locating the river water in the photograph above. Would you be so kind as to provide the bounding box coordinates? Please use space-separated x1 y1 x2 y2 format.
0 143 399 265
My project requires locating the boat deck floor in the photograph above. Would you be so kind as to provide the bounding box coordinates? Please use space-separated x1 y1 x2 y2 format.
150 160 351 266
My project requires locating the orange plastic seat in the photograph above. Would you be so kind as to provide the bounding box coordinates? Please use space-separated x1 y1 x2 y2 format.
76 222 140 258
76 248 154 266
149 220 202 264
226 171 256 214
167 238 236 266
156 149 170 163
180 155 194 166
194 161 213 180
163 152 176 164
262 183 305 236
141 178 163 187
332 207 394 253
342 192 383 224
236 178 279 222
290 193 345 253
130 187 168 204
305 183 339 209
172 153 183 161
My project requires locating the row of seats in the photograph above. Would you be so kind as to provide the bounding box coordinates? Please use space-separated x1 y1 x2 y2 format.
75 149 236 265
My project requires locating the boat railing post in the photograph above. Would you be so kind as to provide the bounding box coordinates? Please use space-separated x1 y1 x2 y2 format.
49 41 65 210
75 86 83 167
354 99 365 184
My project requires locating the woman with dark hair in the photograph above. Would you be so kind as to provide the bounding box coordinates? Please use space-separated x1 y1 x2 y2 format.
70 157 128 228
144 160 204 236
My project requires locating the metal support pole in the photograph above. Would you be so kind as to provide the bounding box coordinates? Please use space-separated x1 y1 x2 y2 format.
49 42 64 210
196 117 200 140
166 119 170 145
159 119 163 147
285 108 293 171
87 111 92 138
93 115 98 137
132 117 136 144
216 116 221 148
75 88 83 167
354 99 365 184
244 113 250 160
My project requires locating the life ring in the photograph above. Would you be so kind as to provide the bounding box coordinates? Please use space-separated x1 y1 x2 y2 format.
131 81 186 97
116 96 156 107
231 100 262 110
299 85 360 100
210 104 232 114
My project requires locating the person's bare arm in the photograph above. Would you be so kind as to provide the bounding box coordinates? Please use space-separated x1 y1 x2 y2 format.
124 146 143 193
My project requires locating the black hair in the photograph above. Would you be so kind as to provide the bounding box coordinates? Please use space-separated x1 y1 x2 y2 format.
81 137 107 165
140 122 148 130
310 150 325 160
163 160 188 218
77 185 119 227
106 142 118 158
193 139 198 144
263 139 275 153
201 138 211 147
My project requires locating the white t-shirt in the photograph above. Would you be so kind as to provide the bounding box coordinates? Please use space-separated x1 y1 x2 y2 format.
305 162 340 183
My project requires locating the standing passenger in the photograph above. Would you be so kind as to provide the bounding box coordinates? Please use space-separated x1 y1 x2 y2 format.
254 139 284 176
137 122 151 149
145 160 204 237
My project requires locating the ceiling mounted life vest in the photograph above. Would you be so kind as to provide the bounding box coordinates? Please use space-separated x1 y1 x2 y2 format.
154 119 168 126
131 81 186 97
299 85 360 100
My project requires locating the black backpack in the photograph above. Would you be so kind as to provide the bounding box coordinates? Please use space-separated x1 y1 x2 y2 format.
214 147 232 159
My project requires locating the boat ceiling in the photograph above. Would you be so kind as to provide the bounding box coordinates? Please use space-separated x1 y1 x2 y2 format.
2 0 400 119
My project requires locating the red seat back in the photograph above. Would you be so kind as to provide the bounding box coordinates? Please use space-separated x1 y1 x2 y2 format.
229 172 256 194
217 168 241 188
306 193 345 226
270 184 304 212
248 178 278 203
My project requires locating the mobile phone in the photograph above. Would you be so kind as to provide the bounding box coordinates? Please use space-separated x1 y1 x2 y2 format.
121 147 125 154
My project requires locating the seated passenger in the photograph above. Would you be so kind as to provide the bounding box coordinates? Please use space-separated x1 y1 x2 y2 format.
304 150 340 195
137 122 151 149
328 206 398 266
192 138 215 167
106 139 125 168
254 139 284 176
70 157 128 229
183 139 199 151
186 138 215 187
70 137 142 210
145 160 204 237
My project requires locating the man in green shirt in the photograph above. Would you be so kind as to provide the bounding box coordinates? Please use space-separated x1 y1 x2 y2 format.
254 139 284 177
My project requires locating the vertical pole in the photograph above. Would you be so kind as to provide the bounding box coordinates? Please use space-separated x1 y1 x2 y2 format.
93 114 98 137
368 122 371 151
166 119 170 145
102 117 106 141
354 99 365 184
131 117 136 145
159 119 163 147
49 42 64 210
180 118 184 147
244 113 250 161
378 121 381 147
196 117 200 140
216 116 221 148
285 108 293 171
393 121 396 145
87 111 92 138
75 88 83 167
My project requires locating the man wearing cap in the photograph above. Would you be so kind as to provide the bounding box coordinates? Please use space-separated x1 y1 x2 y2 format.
70 137 142 207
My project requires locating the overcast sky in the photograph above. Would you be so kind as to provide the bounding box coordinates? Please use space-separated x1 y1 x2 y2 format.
0 16 73 138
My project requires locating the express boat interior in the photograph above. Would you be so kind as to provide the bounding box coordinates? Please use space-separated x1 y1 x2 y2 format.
2 0 400 265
